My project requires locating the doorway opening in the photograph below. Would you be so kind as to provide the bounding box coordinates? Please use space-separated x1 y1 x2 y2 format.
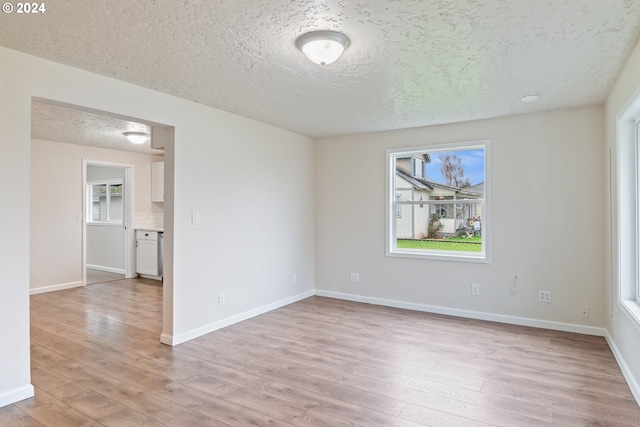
30 97 174 344
83 161 134 284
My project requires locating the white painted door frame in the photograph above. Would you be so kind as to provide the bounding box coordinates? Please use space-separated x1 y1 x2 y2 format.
82 159 135 283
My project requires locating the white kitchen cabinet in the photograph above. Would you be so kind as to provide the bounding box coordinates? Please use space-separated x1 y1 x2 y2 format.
151 161 164 202
136 230 162 278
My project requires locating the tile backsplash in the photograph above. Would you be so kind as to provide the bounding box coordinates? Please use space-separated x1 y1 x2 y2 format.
135 212 164 229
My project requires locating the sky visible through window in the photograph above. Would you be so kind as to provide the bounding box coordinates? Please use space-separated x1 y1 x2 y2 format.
424 149 485 186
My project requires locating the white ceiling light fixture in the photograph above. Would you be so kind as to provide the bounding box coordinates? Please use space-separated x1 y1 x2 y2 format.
521 94 539 102
296 30 350 65
123 131 149 144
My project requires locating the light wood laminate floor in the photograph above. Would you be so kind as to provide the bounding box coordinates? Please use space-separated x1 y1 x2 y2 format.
1 278 639 426
86 269 126 285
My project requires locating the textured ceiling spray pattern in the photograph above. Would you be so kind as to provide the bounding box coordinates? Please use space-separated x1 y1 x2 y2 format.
31 102 159 154
1 0 640 138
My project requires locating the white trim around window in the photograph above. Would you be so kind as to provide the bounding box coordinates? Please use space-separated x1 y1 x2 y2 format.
386 140 491 263
87 178 125 225
617 90 640 327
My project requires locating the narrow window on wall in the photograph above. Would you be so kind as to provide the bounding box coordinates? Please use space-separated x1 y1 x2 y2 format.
616 93 640 325
636 120 640 306
386 141 490 262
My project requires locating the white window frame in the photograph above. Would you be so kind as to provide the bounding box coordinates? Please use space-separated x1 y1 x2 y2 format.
395 194 402 218
386 140 490 263
87 178 124 225
637 120 640 307
617 92 640 326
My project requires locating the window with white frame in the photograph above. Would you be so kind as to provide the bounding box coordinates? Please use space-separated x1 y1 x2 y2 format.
637 120 640 307
87 179 124 224
617 94 640 324
386 141 489 262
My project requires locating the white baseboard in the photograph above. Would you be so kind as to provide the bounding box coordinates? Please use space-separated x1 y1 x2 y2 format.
30 281 84 295
314 290 607 337
0 384 34 408
160 290 315 346
162 288 607 345
604 331 640 406
86 264 126 275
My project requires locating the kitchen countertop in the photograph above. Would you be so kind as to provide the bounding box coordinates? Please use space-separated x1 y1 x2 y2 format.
136 228 164 233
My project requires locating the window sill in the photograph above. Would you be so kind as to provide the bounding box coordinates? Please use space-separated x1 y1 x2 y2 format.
621 299 640 328
387 249 490 264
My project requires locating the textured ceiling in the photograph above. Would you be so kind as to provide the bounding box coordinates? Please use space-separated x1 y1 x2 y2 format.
2 0 640 139
31 101 161 154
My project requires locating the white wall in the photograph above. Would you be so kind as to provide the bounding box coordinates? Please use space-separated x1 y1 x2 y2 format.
1 46 315 407
87 164 126 181
168 109 316 343
0 51 33 407
605 38 640 402
86 225 125 272
315 106 605 332
30 139 162 291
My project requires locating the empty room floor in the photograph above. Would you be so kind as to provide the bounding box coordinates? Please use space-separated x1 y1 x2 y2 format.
86 268 126 285
1 278 639 426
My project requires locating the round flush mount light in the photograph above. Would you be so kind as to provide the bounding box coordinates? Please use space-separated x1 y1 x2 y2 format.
521 94 539 103
295 30 350 65
123 131 149 144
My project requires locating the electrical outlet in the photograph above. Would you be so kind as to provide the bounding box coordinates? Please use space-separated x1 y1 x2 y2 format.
580 306 590 319
538 290 551 303
350 273 360 283
218 292 225 306
471 283 480 296
292 273 297 284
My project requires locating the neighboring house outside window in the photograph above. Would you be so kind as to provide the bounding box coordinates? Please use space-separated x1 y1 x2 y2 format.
386 141 490 262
